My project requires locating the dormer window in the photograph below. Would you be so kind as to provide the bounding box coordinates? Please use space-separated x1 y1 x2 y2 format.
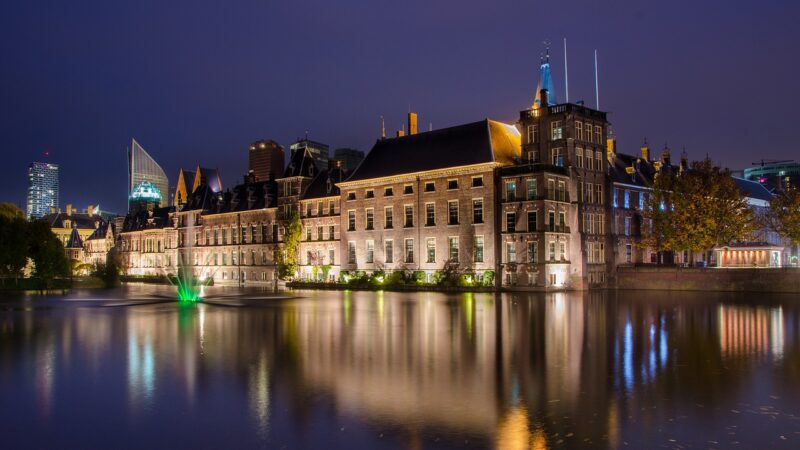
365 189 375 199
346 192 356 201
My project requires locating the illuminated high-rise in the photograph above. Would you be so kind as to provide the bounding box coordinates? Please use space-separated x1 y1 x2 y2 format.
128 138 169 212
26 161 59 219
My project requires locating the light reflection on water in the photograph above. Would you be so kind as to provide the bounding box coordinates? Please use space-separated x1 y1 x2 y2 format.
1 287 800 448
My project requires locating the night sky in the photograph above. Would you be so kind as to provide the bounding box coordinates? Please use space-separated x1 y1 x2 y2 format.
1 0 798 214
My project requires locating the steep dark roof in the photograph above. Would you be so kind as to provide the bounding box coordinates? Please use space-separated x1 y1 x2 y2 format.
122 207 173 232
345 119 520 183
303 167 349 199
205 180 278 214
42 212 101 229
196 167 223 193
282 147 318 178
733 177 774 202
66 227 83 248
182 183 219 212
609 153 658 188
86 220 115 241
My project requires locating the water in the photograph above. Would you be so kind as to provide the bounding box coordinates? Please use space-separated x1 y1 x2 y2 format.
1 287 799 449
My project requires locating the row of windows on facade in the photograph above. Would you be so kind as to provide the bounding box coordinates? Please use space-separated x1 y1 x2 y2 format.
613 188 647 210
121 223 281 252
504 240 566 264
525 121 603 145
524 147 605 169
345 176 484 201
303 200 338 217
127 249 276 268
346 236 485 265
346 199 484 231
504 209 577 233
504 178 569 202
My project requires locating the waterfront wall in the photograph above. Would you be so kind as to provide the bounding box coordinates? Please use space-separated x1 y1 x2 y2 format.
616 267 800 293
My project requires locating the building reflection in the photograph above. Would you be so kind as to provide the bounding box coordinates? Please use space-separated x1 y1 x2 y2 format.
2 289 800 446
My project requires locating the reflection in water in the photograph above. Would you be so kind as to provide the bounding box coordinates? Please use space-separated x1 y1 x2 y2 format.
1 288 800 448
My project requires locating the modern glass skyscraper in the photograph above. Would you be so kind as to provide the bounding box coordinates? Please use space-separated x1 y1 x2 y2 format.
27 162 59 219
128 138 168 212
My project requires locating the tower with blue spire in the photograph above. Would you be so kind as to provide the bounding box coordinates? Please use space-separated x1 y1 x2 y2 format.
533 46 558 108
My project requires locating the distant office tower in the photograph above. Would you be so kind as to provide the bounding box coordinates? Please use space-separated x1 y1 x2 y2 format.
249 140 285 181
290 138 329 170
27 162 59 219
333 148 365 171
128 138 169 212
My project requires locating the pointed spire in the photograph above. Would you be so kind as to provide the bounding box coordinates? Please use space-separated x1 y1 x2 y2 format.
380 115 385 139
533 40 558 108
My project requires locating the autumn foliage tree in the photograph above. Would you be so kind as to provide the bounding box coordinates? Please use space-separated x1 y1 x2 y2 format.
277 212 303 280
642 158 754 264
767 187 800 245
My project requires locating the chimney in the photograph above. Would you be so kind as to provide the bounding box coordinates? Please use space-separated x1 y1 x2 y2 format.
396 130 405 137
661 147 671 166
680 150 689 172
408 112 418 135
66 203 73 216
539 89 549 110
87 204 94 216
640 139 650 161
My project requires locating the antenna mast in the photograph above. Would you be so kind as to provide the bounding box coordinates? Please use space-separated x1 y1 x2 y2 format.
563 38 569 103
594 49 600 110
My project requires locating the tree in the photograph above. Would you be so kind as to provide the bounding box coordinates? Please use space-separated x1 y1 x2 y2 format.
277 212 302 280
27 220 69 288
642 158 754 264
767 187 800 244
0 203 29 283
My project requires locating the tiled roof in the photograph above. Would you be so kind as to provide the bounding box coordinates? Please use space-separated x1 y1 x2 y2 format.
303 167 348 200
282 147 318 178
65 227 83 248
345 119 521 183
122 207 173 232
42 212 101 229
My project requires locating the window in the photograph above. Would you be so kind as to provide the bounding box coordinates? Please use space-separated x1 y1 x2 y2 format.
527 242 538 263
548 210 555 231
317 226 323 240
472 176 483 188
551 121 563 140
624 216 631 236
405 239 414 263
305 226 311 241
594 125 602 145
328 225 335 240
385 240 393 263
559 211 566 227
613 188 618 208
348 210 356 231
448 237 459 261
557 180 566 201
527 124 539 143
474 236 484 263
526 179 537 200
306 204 312 217
549 241 556 261
329 249 335 265
472 199 483 224
426 237 436 263
527 149 539 162
560 242 566 261
365 189 374 199
576 148 583 168
424 182 435 192
575 121 583 141
404 205 414 227
506 212 516 232
586 152 594 170
506 180 517 201
527 211 537 231
596 184 603 205
623 190 630 208
625 244 632 263
384 187 393 197
552 148 564 166
423 203 435 226
346 192 356 201
348 242 356 264
384 206 393 229
639 192 645 210
366 208 374 230
328 201 335 215
447 179 458 190
403 184 413 195
595 150 603 170
448 200 459 225
317 202 323 216
507 242 516 263
366 240 374 263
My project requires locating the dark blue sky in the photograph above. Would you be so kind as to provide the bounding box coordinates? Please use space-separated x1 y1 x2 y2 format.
2 0 798 214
